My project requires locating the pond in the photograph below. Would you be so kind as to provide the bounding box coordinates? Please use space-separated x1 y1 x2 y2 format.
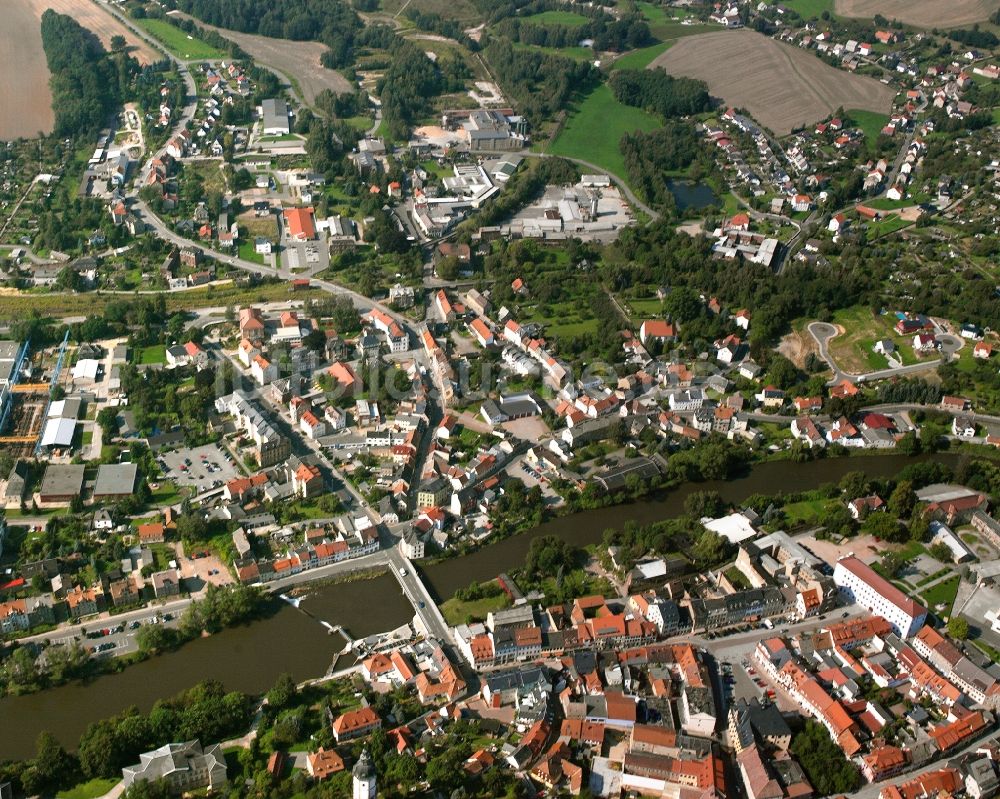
667 178 717 211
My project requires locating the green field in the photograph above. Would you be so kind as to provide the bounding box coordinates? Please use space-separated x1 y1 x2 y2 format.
847 108 888 141
549 83 661 182
138 344 166 365
57 779 120 799
137 18 226 60
781 0 835 18
441 592 510 625
612 41 673 71
920 575 960 615
513 41 594 61
525 10 591 26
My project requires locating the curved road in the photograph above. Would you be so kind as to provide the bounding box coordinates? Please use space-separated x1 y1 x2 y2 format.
807 320 956 385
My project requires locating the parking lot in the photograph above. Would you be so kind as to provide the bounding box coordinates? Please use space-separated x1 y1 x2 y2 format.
160 443 240 493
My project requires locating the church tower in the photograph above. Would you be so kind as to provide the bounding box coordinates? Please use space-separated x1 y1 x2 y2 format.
353 748 376 799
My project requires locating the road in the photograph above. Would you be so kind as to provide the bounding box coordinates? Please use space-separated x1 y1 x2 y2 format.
807 321 949 385
386 547 453 643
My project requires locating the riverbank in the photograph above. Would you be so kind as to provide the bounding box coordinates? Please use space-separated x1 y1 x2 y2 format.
0 451 959 758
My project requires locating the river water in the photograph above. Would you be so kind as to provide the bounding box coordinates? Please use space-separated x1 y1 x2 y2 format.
0 453 949 759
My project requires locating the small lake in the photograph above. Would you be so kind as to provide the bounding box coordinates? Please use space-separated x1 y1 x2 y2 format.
667 179 717 211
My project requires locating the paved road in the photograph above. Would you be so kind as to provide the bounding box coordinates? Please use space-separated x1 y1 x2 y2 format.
807 321 948 385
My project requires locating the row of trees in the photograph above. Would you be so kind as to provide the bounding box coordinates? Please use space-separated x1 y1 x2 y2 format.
40 10 145 138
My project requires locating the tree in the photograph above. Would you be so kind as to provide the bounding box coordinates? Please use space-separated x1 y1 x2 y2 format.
887 480 916 519
22 731 78 795
929 542 953 563
839 471 870 500
947 617 969 640
135 623 180 654
820 502 856 539
266 672 297 710
864 511 905 542
684 490 724 520
880 551 905 578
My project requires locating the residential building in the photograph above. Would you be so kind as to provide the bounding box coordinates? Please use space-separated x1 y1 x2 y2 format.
833 555 927 637
121 740 227 793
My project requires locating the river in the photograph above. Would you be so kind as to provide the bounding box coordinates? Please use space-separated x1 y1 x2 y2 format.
0 453 950 759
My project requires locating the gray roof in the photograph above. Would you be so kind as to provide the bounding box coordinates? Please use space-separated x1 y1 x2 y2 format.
122 739 226 788
261 98 289 132
40 464 85 497
94 463 138 497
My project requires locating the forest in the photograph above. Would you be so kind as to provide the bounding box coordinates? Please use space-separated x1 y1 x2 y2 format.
608 68 712 120
40 11 140 138
620 122 703 210
482 40 598 126
492 11 651 52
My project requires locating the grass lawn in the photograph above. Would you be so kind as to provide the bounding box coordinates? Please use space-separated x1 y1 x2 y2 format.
782 498 834 527
57 778 120 799
137 18 226 60
896 540 927 561
826 305 918 375
549 83 660 182
868 215 912 239
138 344 166 365
627 297 666 319
781 0 835 18
847 108 888 140
512 41 594 61
920 575 960 615
525 9 590 25
612 41 673 71
441 592 511 625
238 241 266 265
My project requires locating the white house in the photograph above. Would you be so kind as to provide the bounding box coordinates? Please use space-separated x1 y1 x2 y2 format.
250 355 277 385
833 555 926 637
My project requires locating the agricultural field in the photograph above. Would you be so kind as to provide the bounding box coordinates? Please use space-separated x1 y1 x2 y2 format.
649 30 896 136
834 0 1000 28
0 0 54 139
169 12 353 106
2 0 157 139
548 83 661 183
136 17 226 60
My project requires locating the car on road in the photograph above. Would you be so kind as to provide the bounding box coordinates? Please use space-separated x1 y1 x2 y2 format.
129 621 141 630
399 567 407 577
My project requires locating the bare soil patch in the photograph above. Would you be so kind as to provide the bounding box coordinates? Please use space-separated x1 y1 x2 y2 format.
835 0 1000 28
173 14 353 104
649 30 896 135
1 0 54 139
778 327 820 369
